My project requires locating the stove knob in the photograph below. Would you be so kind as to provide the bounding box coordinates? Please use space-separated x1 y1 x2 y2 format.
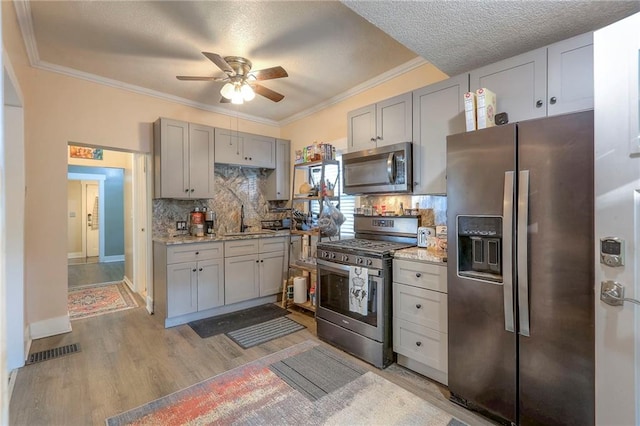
357 258 363 264
366 259 373 266
323 251 329 258
330 253 336 259
342 255 348 262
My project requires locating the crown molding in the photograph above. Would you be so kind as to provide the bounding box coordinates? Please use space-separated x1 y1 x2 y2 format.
13 0 39 65
14 0 427 128
278 56 428 126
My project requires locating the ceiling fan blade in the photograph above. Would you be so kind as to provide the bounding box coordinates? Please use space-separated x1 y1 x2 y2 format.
176 75 227 81
220 97 231 104
252 84 285 102
250 66 288 81
202 52 236 76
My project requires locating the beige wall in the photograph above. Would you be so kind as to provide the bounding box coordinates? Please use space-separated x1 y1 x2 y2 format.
281 64 448 153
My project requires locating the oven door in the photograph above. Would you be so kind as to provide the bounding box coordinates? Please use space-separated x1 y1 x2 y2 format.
317 259 385 342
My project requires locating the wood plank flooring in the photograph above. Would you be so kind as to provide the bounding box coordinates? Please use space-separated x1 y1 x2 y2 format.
9 300 497 426
68 258 124 288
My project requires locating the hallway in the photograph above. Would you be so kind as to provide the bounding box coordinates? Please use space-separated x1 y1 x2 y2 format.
67 257 124 288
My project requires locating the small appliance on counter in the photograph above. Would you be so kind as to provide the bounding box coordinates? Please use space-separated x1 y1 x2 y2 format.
261 218 290 231
417 226 435 248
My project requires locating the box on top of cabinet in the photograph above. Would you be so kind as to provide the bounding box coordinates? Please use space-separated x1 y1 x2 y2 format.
464 92 477 132
476 88 497 129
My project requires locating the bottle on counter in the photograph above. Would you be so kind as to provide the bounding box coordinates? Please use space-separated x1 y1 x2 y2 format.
399 202 405 216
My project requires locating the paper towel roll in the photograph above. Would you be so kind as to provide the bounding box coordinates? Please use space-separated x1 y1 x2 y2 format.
293 276 307 303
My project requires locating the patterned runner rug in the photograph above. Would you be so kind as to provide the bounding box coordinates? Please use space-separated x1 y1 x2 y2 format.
68 281 138 320
105 340 468 426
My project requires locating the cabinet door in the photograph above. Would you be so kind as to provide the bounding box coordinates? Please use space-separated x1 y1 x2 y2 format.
470 48 547 123
547 32 594 116
244 134 276 168
197 258 224 311
265 139 290 200
188 124 215 199
155 118 189 198
412 74 468 194
224 254 259 304
376 92 413 147
347 104 376 151
166 262 197 317
260 251 284 296
214 128 244 165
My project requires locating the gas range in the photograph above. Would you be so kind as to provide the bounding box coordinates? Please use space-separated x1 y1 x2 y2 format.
317 238 415 269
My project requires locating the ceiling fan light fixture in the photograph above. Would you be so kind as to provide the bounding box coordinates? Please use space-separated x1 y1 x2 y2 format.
241 83 255 101
220 82 235 99
231 85 244 104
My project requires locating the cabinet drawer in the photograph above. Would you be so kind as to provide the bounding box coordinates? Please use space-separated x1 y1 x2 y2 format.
167 242 223 264
225 239 259 257
393 318 448 373
393 259 447 292
259 236 286 253
393 283 447 333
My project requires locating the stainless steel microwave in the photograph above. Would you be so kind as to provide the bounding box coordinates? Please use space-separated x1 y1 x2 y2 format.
342 142 413 195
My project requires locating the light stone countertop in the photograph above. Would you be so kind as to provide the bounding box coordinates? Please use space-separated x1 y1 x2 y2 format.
153 230 290 245
393 246 447 265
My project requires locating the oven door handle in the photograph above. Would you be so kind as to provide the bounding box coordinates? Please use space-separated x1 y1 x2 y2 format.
317 259 381 277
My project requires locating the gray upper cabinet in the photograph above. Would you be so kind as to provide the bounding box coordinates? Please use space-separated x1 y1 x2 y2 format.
469 48 547 123
412 74 468 195
214 128 276 168
347 92 413 151
265 138 290 201
154 118 215 199
470 32 593 123
546 32 594 116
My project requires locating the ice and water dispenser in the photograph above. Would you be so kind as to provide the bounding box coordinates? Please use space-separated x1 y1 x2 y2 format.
457 216 503 283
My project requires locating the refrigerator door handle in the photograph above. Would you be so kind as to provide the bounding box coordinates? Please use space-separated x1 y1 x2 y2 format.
518 170 531 337
502 171 515 333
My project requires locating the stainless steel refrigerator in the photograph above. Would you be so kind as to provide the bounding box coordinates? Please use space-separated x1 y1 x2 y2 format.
446 110 594 426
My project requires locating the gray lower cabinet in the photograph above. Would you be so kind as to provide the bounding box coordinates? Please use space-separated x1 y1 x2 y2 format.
224 237 286 305
392 258 448 385
154 241 224 320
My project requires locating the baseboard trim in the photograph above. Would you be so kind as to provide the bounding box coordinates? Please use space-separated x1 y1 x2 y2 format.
29 315 72 339
123 276 134 290
67 252 84 259
101 255 124 263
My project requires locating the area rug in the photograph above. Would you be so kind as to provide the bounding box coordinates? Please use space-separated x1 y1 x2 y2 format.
68 281 138 320
188 303 289 338
105 340 468 426
226 316 306 349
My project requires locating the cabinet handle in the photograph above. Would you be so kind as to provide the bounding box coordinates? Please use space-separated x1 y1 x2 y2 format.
192 268 197 272
536 100 543 108
549 96 557 104
195 251 199 255
416 341 422 347
416 304 422 309
190 189 194 192
249 157 252 161
256 260 259 263
370 137 376 142
376 136 382 140
185 189 189 193
415 272 422 278
199 268 203 271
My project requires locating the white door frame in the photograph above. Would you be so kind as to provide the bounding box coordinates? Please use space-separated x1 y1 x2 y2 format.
133 153 153 313
67 173 105 262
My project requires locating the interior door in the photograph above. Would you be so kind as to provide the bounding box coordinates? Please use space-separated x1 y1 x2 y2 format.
85 182 99 258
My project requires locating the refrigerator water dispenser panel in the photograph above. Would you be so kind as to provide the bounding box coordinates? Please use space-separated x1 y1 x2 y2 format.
457 215 503 283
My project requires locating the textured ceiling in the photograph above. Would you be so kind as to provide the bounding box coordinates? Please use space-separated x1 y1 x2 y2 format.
14 1 640 125
343 1 640 77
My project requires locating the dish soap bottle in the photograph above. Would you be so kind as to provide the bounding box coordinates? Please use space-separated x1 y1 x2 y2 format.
399 202 404 216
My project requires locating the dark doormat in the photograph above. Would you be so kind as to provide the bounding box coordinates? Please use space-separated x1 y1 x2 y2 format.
188 303 290 339
269 345 367 401
226 316 306 349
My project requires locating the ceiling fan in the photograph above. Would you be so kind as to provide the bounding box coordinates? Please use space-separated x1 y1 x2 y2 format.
177 52 288 104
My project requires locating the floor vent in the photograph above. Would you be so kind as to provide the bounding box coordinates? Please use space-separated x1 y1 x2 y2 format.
26 343 81 365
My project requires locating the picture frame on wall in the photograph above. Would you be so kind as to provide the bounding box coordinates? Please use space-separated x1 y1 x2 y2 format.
69 146 103 160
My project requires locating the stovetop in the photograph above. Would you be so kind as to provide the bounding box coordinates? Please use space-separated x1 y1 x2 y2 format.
317 238 415 256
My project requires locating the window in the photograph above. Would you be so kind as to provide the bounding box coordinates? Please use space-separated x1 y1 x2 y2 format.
309 157 355 238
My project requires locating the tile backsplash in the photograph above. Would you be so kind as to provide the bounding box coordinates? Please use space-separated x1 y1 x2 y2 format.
153 165 287 237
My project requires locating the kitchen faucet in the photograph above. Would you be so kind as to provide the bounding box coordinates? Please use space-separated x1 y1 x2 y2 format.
240 204 249 233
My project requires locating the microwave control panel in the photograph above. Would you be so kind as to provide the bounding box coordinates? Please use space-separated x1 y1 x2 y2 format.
600 237 624 267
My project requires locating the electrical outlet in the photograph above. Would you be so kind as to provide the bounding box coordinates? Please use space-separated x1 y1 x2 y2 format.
176 221 187 231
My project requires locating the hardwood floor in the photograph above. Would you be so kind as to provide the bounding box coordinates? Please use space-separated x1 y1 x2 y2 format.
68 258 124 288
9 300 497 426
